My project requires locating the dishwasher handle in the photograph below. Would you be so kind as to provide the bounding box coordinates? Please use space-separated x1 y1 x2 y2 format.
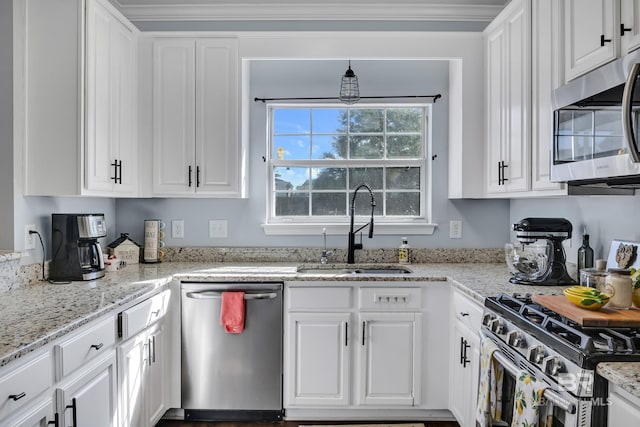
185 291 278 300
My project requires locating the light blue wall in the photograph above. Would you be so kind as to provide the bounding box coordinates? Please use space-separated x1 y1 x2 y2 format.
116 59 510 249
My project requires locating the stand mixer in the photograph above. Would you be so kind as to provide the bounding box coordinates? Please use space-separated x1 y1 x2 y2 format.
507 217 577 285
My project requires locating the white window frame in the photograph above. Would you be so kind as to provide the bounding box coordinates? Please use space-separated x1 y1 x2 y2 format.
261 103 436 235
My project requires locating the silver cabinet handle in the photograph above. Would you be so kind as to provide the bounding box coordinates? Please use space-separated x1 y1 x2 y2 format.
186 291 277 300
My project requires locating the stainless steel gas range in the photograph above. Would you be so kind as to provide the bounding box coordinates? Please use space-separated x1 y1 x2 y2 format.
482 293 640 427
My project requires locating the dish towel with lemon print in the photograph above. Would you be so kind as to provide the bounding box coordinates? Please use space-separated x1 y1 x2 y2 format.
476 336 504 427
511 370 553 427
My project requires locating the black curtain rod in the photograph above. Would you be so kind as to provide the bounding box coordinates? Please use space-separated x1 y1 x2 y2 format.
254 94 442 103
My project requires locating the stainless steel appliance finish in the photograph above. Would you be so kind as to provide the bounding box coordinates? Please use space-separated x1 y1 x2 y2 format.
49 213 106 281
551 48 640 188
181 282 283 421
482 293 640 427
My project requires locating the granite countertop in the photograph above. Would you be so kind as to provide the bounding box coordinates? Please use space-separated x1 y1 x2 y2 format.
1 260 638 399
597 363 640 400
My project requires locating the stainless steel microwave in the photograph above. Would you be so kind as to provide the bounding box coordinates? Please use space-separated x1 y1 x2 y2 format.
552 48 640 190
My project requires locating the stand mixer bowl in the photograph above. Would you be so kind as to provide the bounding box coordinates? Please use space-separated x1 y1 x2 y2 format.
505 242 550 281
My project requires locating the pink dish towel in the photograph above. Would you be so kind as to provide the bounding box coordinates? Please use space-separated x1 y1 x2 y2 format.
220 291 245 333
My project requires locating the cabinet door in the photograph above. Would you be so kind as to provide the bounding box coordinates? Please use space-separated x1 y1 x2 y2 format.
485 23 506 194
531 0 565 193
285 313 351 406
357 312 422 406
146 325 167 426
196 39 241 196
484 0 530 195
622 0 640 53
85 0 138 195
56 351 117 427
450 321 480 427
564 0 619 81
609 385 640 425
152 39 196 195
118 332 148 427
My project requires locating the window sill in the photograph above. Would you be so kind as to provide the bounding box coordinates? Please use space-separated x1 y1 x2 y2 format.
261 222 437 236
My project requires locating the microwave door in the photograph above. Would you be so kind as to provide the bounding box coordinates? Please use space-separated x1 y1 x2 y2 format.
622 63 640 163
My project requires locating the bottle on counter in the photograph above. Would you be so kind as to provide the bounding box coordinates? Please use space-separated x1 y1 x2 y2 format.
577 233 594 274
399 237 411 264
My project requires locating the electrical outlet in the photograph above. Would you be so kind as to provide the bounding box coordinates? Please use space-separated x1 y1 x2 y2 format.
172 220 185 238
209 220 227 238
449 220 463 239
25 225 36 250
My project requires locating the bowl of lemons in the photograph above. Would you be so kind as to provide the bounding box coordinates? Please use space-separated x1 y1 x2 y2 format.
563 286 611 310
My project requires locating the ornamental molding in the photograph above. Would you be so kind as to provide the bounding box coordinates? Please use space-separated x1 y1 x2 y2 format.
112 2 503 22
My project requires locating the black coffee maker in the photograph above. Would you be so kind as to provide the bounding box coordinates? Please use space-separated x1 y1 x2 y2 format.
50 214 107 281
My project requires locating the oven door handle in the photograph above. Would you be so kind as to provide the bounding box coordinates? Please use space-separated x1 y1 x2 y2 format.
492 350 576 415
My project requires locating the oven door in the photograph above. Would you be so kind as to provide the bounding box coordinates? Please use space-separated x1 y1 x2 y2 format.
483 338 584 427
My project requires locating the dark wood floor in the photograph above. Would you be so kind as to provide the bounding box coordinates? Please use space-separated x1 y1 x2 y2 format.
156 421 459 427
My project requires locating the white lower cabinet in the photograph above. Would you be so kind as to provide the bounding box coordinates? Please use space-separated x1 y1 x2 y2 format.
449 288 483 427
1 395 56 427
357 312 422 406
284 283 433 416
56 350 118 427
118 290 173 427
608 383 640 426
119 323 168 427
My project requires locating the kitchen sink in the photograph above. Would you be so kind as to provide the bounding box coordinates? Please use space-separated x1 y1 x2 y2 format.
297 265 412 275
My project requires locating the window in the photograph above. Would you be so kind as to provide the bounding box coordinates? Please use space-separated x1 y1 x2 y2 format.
263 104 434 235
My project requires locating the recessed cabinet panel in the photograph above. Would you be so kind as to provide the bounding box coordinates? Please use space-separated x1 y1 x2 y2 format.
152 40 196 194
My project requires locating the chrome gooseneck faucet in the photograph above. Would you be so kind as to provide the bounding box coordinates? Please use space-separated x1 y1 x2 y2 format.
347 183 376 264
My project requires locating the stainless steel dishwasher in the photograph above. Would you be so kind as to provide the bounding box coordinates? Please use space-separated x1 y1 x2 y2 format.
180 282 283 421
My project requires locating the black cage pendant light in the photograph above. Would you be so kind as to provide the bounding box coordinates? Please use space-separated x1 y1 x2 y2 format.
339 60 360 104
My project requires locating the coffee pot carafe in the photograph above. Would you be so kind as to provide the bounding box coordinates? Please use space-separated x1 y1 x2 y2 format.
50 214 106 281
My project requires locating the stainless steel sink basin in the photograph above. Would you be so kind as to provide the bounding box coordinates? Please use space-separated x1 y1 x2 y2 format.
297 265 412 275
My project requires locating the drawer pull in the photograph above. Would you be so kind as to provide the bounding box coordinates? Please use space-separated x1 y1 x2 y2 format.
152 309 161 317
47 413 59 427
8 392 26 401
66 397 77 427
90 343 104 350
460 312 469 317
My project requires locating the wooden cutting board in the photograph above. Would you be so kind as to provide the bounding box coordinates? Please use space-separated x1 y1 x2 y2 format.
532 295 640 327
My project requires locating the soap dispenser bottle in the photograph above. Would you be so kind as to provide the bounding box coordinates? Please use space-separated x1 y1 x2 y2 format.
577 233 594 273
399 237 410 264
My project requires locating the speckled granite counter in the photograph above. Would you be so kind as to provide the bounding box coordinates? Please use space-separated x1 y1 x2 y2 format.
2 260 639 400
598 363 640 399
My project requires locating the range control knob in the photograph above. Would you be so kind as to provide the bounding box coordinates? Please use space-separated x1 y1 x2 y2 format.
506 330 524 348
527 345 545 364
490 318 505 334
542 355 564 376
482 313 495 327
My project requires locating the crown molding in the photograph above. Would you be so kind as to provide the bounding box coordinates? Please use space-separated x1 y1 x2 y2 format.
112 2 503 22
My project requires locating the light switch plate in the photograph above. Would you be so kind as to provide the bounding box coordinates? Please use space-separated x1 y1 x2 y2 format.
209 220 227 238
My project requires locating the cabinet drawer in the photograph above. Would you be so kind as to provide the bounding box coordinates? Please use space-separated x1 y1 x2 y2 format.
287 287 352 310
0 351 52 420
54 315 116 379
452 289 483 330
358 287 421 310
120 289 171 339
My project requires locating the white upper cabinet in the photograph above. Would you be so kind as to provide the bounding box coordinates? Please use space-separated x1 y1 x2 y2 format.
484 0 531 195
151 38 245 197
564 0 619 81
483 0 566 198
621 0 640 53
21 0 139 197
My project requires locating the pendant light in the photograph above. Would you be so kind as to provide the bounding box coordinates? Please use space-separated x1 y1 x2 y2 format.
339 60 360 105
